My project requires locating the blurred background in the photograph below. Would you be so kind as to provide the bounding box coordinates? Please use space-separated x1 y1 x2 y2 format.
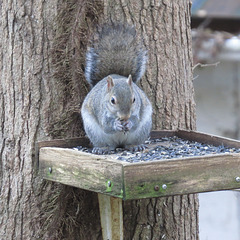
191 0 240 239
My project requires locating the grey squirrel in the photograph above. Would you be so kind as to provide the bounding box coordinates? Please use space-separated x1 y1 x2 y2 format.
81 23 152 154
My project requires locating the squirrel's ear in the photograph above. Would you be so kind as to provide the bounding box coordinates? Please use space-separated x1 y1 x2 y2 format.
107 76 114 91
127 75 132 86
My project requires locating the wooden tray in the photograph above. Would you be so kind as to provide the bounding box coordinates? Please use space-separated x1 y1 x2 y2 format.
38 130 240 200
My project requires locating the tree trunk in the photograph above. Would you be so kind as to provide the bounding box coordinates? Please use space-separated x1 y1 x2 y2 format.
0 0 59 238
0 0 103 239
0 0 198 239
104 1 198 239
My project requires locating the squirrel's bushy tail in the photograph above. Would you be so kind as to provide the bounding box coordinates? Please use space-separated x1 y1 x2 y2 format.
85 23 148 86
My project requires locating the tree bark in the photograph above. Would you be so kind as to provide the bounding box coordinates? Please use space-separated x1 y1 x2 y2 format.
104 1 198 239
0 0 103 239
0 0 59 238
0 0 198 239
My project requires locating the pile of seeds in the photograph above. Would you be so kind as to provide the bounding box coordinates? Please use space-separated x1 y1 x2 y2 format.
74 136 240 163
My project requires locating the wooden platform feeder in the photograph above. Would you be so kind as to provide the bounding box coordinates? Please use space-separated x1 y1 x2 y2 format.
37 130 240 239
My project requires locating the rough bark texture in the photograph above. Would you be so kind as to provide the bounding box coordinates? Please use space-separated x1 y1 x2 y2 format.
0 0 103 239
103 0 196 131
0 0 198 239
104 1 198 239
0 1 59 238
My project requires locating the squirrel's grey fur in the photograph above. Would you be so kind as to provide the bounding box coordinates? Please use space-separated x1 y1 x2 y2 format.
81 23 152 154
85 23 148 86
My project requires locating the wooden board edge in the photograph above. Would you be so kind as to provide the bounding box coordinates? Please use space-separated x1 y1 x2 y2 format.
122 154 240 200
39 147 125 198
38 137 90 149
150 130 177 139
177 129 240 148
36 130 240 168
124 186 240 200
37 130 240 150
36 137 90 170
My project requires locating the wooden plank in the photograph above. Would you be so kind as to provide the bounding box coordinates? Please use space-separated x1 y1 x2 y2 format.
39 147 124 198
36 137 90 169
38 130 240 199
150 130 176 139
37 130 240 150
177 130 240 148
37 137 90 149
123 154 240 200
98 194 123 240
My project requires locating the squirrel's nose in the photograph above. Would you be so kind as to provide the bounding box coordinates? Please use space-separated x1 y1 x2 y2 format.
118 114 130 121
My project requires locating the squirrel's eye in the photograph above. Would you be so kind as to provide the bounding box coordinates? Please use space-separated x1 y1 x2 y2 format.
111 97 116 105
132 97 135 103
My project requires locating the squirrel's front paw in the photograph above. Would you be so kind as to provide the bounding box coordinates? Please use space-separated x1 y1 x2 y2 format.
122 120 133 131
114 119 124 132
113 119 133 132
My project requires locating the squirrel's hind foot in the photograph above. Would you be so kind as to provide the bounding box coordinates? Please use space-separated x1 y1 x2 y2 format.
91 144 147 155
92 146 111 155
126 144 147 152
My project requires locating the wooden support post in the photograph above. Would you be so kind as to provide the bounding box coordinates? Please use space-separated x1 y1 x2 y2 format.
98 194 123 240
